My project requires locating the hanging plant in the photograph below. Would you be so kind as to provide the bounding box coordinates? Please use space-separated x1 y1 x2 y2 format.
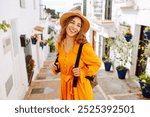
124 31 132 42
31 34 38 44
0 21 11 32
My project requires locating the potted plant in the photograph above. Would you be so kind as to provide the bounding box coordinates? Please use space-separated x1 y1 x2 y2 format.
124 30 132 42
132 72 150 98
102 38 115 71
103 57 112 71
144 26 150 40
113 36 134 79
31 34 38 44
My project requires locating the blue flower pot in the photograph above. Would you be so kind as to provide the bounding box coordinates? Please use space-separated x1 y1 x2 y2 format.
124 35 132 42
31 39 37 44
145 31 150 40
116 68 128 79
104 62 112 71
139 82 150 98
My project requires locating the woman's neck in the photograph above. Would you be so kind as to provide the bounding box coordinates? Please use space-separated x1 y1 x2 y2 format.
64 36 75 53
65 36 75 45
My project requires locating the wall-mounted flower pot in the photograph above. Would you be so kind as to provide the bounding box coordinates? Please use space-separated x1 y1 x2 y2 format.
44 43 47 46
139 82 150 98
144 31 150 40
104 62 112 71
40 42 44 49
31 38 37 44
116 67 128 79
124 34 132 42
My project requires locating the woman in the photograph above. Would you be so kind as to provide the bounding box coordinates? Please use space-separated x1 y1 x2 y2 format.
51 10 101 100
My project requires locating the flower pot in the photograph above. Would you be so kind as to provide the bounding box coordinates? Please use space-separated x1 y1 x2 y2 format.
116 68 128 79
144 31 150 40
104 62 112 71
40 42 44 49
124 35 132 42
31 39 37 44
139 82 150 98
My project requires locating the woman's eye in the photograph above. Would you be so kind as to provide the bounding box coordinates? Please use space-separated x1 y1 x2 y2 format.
70 21 74 24
77 24 81 27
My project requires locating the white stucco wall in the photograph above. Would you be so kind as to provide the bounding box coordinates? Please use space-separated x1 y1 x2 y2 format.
111 0 150 76
0 0 45 99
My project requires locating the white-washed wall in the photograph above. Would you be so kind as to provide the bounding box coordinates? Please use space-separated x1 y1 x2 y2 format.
0 0 44 99
111 0 150 76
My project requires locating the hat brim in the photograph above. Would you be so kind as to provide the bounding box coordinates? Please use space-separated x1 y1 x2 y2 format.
60 12 90 33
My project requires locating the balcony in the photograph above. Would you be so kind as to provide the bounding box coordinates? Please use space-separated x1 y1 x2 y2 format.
114 0 135 8
94 20 114 27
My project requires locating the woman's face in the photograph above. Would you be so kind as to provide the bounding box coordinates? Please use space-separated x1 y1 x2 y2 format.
66 16 82 38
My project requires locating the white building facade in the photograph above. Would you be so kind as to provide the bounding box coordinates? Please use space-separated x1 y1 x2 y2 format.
0 0 49 99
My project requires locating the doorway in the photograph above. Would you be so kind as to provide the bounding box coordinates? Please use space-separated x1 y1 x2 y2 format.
135 26 147 76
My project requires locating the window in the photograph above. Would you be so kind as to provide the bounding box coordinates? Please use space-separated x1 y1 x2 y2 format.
105 0 112 20
20 0 25 8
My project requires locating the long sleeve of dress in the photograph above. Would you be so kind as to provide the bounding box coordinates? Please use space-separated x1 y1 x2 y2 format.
81 43 101 76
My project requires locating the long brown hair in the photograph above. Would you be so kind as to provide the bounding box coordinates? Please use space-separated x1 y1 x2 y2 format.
57 16 88 50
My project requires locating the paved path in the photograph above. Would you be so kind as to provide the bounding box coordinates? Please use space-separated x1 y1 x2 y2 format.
24 53 149 100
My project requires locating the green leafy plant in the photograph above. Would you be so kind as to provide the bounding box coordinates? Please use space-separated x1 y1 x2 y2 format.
137 39 150 66
103 38 114 62
132 72 150 89
124 31 132 36
47 36 55 52
102 54 111 62
0 21 11 32
144 26 150 32
113 35 134 70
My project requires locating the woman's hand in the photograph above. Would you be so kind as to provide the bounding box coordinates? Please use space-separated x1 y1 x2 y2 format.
50 62 59 74
72 67 80 77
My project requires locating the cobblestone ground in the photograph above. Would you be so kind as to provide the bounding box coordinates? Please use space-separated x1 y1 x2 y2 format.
24 53 149 100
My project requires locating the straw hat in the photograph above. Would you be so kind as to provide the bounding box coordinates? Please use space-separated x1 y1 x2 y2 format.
60 10 90 33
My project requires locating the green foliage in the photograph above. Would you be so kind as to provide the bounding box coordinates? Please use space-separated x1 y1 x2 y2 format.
103 38 115 63
138 40 150 65
124 31 132 36
49 42 55 52
144 26 150 32
47 36 55 52
0 21 11 32
102 54 111 62
44 8 59 19
132 72 150 89
112 35 134 70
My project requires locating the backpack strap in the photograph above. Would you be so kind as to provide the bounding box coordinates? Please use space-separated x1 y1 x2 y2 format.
54 53 60 73
73 43 84 87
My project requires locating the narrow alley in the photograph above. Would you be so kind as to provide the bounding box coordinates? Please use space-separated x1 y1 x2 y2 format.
24 53 147 100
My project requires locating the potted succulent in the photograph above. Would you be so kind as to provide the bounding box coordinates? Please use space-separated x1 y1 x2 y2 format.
144 26 150 40
31 34 38 44
132 72 150 98
124 30 132 42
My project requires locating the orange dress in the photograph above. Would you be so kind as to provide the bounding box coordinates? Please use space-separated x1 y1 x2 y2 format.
55 41 101 100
